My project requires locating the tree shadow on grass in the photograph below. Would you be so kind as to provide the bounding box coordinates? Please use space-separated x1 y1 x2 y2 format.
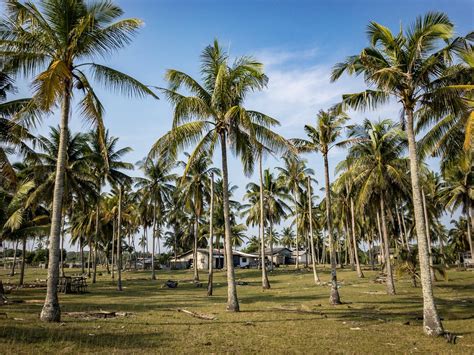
0 324 164 350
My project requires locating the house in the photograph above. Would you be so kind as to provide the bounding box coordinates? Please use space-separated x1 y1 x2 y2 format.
171 249 258 270
291 249 312 265
264 247 293 266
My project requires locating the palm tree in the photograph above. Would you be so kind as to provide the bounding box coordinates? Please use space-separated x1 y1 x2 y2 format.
330 12 470 335
307 176 321 284
1 0 157 322
293 108 347 305
276 156 313 269
136 158 176 280
342 119 410 294
177 152 218 282
441 152 473 257
149 40 282 312
280 227 295 249
207 172 215 296
86 130 133 284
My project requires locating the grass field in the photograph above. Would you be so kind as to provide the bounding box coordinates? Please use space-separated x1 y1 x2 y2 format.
0 265 473 354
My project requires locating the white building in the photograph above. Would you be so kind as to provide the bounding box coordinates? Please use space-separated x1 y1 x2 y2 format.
171 249 258 270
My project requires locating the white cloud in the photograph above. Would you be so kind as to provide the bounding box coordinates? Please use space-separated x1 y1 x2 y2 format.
247 48 401 137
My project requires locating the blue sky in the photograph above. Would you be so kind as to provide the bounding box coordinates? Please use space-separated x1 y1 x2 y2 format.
9 0 473 249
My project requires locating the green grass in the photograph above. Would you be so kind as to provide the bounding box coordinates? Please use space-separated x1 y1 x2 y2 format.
1 265 473 354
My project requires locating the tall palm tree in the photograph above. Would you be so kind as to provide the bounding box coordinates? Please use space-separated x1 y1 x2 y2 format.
441 152 473 257
342 119 410 294
330 12 470 335
136 158 176 280
276 156 313 269
243 168 289 288
293 108 348 305
177 152 218 282
86 130 133 284
149 40 282 311
1 0 157 322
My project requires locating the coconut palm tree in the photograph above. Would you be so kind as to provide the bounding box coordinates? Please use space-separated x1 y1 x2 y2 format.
0 0 157 322
149 40 282 311
86 130 133 283
330 12 470 335
342 119 410 294
280 227 295 249
293 108 348 304
441 152 473 257
276 156 313 269
136 158 176 280
177 152 218 282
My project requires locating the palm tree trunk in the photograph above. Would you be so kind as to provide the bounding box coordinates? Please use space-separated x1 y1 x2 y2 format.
307 177 320 284
60 218 65 277
40 82 72 323
376 210 385 269
351 197 364 278
405 107 443 336
345 216 354 271
193 213 199 282
80 238 85 275
395 203 406 250
400 206 410 251
466 199 473 257
142 226 147 271
259 153 270 289
323 153 341 305
87 236 92 277
422 190 435 282
19 237 27 286
111 217 115 279
152 201 157 280
270 223 275 270
220 132 239 311
380 197 396 295
92 201 100 284
293 189 299 269
207 173 214 296
10 239 18 276
117 185 123 291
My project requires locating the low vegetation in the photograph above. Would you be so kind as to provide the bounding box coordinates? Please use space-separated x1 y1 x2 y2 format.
1 267 473 353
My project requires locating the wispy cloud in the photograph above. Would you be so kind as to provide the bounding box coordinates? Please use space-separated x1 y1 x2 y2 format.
247 47 400 136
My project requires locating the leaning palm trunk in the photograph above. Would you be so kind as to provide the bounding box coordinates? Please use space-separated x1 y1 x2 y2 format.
152 202 157 280
19 237 27 286
220 133 239 311
117 185 123 291
41 83 71 322
422 190 435 282
380 197 396 295
406 109 443 336
207 173 214 296
323 153 341 304
259 154 270 289
307 177 320 284
350 197 364 278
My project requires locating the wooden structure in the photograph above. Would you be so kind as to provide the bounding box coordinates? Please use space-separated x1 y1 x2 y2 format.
58 276 88 294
